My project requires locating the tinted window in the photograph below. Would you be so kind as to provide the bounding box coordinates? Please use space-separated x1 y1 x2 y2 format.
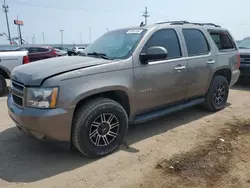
210 32 235 50
28 47 38 53
37 48 50 52
144 29 182 59
183 29 209 56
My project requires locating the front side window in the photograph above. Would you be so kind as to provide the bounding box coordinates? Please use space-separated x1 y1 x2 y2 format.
183 29 210 56
84 29 146 59
143 29 182 59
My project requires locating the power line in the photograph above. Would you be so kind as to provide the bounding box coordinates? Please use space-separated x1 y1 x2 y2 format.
8 0 113 12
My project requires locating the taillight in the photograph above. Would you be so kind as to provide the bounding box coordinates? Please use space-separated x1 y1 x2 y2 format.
23 55 30 64
236 52 240 69
52 49 57 55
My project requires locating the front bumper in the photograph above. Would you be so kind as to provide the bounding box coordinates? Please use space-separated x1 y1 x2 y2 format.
7 94 75 141
239 64 250 79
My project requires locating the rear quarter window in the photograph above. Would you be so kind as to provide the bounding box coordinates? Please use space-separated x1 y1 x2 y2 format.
209 31 236 51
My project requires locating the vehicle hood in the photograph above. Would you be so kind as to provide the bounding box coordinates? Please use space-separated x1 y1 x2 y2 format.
239 48 250 55
10 56 113 85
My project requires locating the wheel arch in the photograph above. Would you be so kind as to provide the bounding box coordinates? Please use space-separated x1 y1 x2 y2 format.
73 89 131 118
0 66 10 79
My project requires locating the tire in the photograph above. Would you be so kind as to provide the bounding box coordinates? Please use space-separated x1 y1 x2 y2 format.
0 75 7 97
203 75 229 112
72 98 128 158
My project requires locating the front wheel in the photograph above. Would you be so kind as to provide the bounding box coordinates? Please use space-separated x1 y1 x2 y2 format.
72 98 128 158
202 75 229 112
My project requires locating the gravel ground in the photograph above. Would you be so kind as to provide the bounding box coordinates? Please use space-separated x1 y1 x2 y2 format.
0 84 250 188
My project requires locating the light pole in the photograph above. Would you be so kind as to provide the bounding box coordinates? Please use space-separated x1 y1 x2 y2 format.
2 0 12 44
89 27 92 44
59 29 64 47
42 32 45 44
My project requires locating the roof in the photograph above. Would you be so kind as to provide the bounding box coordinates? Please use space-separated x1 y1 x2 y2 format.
113 20 226 31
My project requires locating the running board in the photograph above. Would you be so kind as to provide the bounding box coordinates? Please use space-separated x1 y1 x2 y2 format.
131 98 205 124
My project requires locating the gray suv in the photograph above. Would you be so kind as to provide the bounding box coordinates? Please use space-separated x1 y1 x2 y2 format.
7 21 240 158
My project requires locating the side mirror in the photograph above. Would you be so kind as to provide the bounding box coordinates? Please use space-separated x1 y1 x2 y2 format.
140 46 168 64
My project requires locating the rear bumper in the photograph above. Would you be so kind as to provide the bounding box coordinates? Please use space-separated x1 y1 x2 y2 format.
7 94 75 141
230 69 240 86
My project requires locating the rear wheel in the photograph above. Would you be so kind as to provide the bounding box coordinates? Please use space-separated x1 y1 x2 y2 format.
0 75 7 97
203 75 229 112
72 98 128 158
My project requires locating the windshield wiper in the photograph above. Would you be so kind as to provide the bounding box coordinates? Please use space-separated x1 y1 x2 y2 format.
238 47 250 49
87 52 113 60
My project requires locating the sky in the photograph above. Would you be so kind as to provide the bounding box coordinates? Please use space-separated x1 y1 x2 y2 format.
0 0 250 45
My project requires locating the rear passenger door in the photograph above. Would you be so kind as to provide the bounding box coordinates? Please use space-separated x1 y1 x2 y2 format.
182 29 215 98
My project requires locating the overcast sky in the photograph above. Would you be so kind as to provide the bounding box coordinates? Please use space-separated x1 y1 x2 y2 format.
0 0 250 45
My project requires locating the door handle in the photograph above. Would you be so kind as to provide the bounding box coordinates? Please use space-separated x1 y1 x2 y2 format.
174 65 186 70
207 60 215 64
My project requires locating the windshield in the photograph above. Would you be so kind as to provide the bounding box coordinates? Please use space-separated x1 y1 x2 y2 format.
238 38 250 49
84 29 146 59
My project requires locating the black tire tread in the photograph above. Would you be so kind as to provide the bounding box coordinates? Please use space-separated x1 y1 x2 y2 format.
72 97 128 158
0 75 7 97
203 75 229 112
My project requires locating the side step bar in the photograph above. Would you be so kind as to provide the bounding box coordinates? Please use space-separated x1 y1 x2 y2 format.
131 98 205 124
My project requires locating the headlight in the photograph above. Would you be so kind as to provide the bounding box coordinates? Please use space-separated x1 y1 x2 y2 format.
26 87 59 108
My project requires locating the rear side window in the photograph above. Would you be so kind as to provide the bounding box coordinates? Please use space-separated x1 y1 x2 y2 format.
209 31 235 51
183 29 210 56
28 47 38 53
144 29 182 59
37 48 50 53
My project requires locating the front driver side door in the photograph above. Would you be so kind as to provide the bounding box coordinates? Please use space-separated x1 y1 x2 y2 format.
134 29 188 114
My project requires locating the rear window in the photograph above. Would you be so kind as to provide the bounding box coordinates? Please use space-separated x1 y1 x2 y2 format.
209 31 235 51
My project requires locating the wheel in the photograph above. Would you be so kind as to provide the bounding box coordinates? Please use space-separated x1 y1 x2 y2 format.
203 75 229 112
0 75 7 97
72 98 128 158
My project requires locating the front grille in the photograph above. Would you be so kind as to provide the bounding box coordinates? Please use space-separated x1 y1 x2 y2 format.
10 80 25 108
240 55 250 64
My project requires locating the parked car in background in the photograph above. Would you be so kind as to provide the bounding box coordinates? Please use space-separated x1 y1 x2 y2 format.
237 37 250 82
7 21 240 158
17 46 58 62
0 50 29 96
54 48 68 56
72 46 86 55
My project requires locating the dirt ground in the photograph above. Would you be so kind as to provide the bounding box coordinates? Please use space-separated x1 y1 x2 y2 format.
0 84 250 188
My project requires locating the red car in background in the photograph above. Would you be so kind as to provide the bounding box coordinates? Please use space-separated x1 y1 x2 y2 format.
17 46 58 62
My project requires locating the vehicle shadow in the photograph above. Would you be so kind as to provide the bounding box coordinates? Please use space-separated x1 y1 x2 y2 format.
231 82 250 91
0 103 231 183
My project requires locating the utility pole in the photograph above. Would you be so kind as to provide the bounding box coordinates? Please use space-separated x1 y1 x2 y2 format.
142 6 150 25
80 32 83 44
42 32 45 44
89 27 92 44
59 29 64 47
2 0 12 44
32 34 36 44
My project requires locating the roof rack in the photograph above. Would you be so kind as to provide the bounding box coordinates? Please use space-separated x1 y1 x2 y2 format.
156 21 221 28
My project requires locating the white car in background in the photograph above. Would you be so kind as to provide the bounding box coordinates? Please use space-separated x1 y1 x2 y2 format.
72 46 86 54
54 48 68 56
